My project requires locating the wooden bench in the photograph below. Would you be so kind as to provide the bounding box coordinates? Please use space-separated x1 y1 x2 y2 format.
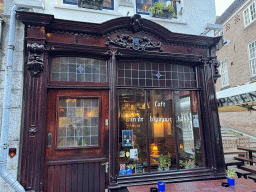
234 157 256 164
229 167 252 178
225 158 244 169
240 165 256 174
248 175 256 182
223 137 250 156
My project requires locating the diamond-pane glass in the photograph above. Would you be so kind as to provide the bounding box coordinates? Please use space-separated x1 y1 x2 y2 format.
57 98 99 147
117 62 196 88
51 57 107 82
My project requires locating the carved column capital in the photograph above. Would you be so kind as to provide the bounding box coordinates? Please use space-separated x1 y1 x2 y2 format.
27 43 45 77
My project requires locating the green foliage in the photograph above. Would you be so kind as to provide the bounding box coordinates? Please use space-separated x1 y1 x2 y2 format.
158 154 172 168
179 160 186 167
126 164 136 169
185 159 195 168
150 2 176 16
227 169 236 179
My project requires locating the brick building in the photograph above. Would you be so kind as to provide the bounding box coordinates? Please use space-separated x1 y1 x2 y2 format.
215 0 256 136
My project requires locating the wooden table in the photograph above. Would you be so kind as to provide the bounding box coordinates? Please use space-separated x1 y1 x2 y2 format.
237 147 256 165
128 178 256 192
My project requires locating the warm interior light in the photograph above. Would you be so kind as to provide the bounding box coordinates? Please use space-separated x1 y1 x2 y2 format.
9 148 16 158
180 144 184 149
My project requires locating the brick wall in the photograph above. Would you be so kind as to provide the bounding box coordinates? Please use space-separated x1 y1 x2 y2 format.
216 0 256 92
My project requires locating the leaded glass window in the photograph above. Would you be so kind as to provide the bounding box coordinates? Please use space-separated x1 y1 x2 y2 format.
57 98 99 147
117 61 196 88
51 57 107 83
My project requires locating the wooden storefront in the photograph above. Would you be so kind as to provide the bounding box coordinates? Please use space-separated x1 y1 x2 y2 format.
17 11 226 192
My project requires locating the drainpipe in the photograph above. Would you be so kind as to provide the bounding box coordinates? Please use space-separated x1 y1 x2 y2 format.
0 5 25 192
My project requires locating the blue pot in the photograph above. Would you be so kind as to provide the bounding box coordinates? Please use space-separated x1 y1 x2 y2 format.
119 170 126 175
227 177 235 186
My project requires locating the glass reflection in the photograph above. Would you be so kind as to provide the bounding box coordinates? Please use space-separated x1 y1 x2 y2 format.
175 91 203 169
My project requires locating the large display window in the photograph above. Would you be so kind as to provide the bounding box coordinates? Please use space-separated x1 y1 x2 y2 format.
118 89 203 175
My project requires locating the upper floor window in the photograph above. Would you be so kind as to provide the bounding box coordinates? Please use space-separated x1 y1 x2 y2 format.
219 58 229 87
136 0 177 16
63 0 114 10
248 40 256 76
243 1 256 27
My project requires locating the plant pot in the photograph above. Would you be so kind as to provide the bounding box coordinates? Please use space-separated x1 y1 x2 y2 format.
227 177 235 186
164 167 169 171
153 9 172 19
158 168 163 172
78 0 103 10
126 168 132 174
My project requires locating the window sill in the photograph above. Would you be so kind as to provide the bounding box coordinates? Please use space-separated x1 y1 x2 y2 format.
54 4 121 16
142 14 187 25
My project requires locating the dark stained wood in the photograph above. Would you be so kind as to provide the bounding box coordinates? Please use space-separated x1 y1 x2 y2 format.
83 163 89 192
77 164 83 192
60 165 66 192
71 164 78 192
18 9 225 191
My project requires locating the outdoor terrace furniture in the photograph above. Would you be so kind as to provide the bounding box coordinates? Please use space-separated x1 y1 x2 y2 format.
237 147 256 165
225 158 244 169
240 165 256 174
248 175 256 182
223 137 250 156
234 156 256 164
228 167 252 179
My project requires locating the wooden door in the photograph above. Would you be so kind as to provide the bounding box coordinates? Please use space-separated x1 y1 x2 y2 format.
44 89 109 192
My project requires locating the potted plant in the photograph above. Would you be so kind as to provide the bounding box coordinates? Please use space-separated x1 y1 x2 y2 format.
126 164 136 174
227 169 236 186
78 0 104 10
150 2 176 19
157 154 166 171
179 160 186 169
185 159 196 169
164 155 171 171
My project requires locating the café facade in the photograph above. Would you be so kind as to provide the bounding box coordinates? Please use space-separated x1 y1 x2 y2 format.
16 11 226 191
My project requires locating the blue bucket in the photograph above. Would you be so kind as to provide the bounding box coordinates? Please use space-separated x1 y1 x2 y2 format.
157 181 166 192
227 178 235 186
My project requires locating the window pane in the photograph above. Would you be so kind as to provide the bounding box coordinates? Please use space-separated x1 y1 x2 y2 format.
118 89 147 175
175 91 203 169
117 61 196 88
137 0 177 15
57 98 99 147
148 90 176 172
63 0 78 5
51 57 107 83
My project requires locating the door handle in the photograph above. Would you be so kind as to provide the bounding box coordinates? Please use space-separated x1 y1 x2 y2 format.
47 133 52 148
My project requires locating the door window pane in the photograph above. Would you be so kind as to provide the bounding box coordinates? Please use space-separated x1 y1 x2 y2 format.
175 91 203 169
57 98 99 147
51 57 107 83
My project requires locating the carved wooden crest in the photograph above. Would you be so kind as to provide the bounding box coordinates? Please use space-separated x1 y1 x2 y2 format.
27 43 45 77
200 55 221 84
105 34 163 52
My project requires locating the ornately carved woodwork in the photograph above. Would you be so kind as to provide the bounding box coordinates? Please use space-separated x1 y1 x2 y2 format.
130 14 143 33
200 55 221 84
105 34 163 52
27 43 45 77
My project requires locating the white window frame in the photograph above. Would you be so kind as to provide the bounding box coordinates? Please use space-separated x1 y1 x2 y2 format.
248 40 256 77
219 58 229 87
243 1 256 28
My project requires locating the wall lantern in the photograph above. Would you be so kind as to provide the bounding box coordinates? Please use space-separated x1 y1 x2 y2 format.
9 148 17 158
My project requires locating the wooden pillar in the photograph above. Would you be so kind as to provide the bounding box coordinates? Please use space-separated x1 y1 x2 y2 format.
20 24 48 191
